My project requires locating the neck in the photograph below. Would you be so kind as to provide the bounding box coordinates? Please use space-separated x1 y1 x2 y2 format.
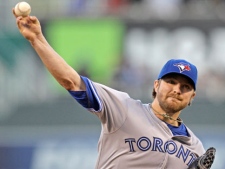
150 103 182 126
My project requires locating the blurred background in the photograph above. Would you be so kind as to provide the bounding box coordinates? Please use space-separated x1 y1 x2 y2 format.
0 0 225 168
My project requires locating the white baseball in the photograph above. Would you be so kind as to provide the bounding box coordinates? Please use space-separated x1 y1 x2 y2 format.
15 2 31 17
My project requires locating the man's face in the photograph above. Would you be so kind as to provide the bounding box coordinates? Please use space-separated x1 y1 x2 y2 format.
154 73 196 113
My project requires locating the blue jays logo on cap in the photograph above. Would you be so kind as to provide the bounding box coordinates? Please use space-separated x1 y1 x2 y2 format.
157 59 198 90
173 63 191 73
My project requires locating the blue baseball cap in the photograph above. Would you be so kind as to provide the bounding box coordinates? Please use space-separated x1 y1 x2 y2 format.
158 59 198 90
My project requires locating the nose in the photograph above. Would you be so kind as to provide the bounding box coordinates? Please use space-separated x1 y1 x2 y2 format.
173 84 181 94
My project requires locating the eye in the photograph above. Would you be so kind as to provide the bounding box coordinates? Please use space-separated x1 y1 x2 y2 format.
182 84 191 90
166 79 176 84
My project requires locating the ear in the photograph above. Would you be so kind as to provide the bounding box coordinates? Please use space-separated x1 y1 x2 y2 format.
154 80 160 92
191 91 196 100
188 91 196 106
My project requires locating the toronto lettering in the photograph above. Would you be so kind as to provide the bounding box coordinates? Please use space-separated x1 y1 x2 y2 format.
125 136 197 166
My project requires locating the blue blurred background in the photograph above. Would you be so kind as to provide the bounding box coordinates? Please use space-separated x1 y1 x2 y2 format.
0 0 225 168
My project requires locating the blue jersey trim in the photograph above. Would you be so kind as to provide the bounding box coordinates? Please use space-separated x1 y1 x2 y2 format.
85 78 102 112
68 76 101 112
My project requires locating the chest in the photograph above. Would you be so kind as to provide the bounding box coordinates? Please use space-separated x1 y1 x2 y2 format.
117 105 197 168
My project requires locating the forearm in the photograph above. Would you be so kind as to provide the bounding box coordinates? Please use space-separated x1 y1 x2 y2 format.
31 35 85 91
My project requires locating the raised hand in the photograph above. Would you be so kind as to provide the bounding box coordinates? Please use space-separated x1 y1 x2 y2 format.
12 8 42 43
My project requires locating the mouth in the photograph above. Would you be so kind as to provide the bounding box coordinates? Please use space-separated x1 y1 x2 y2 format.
168 96 182 101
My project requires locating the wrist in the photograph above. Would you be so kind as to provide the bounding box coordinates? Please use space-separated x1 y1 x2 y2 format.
30 34 46 47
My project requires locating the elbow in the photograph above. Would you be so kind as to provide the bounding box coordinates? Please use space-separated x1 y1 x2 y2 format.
60 79 76 91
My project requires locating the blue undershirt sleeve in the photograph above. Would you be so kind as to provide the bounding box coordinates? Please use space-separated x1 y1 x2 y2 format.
68 76 99 111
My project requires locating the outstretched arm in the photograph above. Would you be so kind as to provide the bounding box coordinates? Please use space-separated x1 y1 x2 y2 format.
13 9 85 91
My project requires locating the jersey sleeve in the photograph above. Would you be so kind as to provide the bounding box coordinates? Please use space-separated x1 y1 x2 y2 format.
68 76 130 133
68 76 100 111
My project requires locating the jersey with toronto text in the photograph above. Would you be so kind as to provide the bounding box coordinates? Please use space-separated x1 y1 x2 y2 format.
69 77 205 169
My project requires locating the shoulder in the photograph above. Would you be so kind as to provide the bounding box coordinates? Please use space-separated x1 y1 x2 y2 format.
92 82 130 99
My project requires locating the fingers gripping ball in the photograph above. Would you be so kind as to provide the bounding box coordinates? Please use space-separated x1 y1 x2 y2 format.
15 2 31 17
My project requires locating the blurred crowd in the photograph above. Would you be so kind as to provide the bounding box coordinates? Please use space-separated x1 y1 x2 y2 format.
0 0 222 21
67 0 225 20
2 0 225 31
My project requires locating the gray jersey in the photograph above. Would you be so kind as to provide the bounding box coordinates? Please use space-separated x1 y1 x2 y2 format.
86 80 205 169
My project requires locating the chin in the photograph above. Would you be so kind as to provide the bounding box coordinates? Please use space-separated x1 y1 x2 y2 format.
165 100 184 112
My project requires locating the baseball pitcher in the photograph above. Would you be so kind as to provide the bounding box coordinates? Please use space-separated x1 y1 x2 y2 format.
13 9 216 169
